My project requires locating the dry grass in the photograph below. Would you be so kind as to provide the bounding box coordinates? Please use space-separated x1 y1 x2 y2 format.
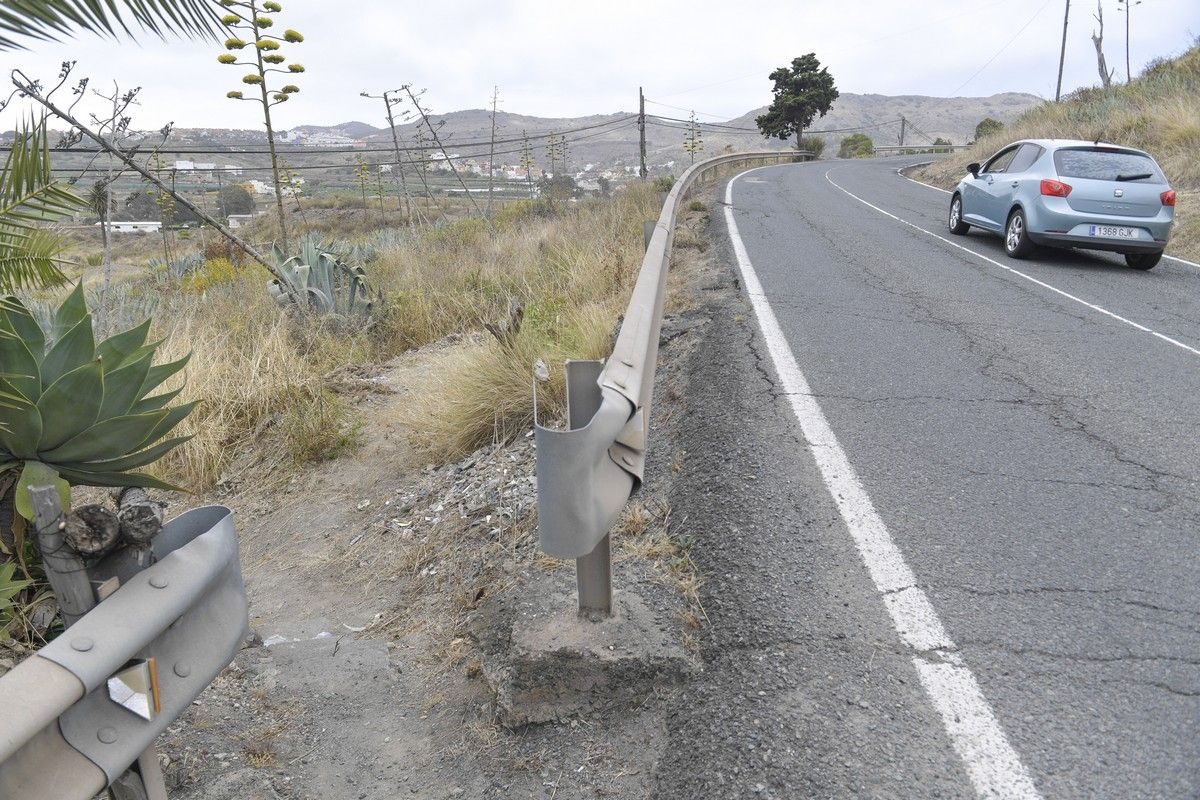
29 183 661 493
399 187 661 461
915 45 1200 260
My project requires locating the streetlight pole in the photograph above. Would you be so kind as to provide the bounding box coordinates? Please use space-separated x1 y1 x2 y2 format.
1117 0 1141 83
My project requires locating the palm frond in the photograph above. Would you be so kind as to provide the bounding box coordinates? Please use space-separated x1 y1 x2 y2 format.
0 118 84 291
0 0 224 51
0 227 70 290
1 117 90 231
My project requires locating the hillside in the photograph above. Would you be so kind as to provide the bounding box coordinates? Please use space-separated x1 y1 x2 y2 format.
353 92 1040 173
914 46 1200 259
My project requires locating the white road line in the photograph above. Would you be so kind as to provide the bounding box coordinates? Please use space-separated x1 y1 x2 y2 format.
893 165 1200 270
895 164 952 194
826 169 1200 359
724 169 1042 800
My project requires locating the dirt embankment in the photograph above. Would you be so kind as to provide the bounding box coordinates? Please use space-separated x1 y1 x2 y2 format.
156 202 725 799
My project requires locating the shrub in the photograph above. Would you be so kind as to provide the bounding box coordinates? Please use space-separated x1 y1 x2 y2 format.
652 176 676 192
686 199 706 213
975 117 1004 141
838 133 875 159
185 257 243 293
798 135 826 158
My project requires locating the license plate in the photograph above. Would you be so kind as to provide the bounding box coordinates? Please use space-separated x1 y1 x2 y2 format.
1089 225 1139 239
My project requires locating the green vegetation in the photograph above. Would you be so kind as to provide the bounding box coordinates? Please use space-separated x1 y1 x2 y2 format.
839 133 875 159
798 135 827 158
975 117 1004 141
917 45 1200 260
756 53 839 148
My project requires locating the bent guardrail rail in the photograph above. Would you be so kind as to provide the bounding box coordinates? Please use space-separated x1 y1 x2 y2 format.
0 504 247 799
536 149 813 615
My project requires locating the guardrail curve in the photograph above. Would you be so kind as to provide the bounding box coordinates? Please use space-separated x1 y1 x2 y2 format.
536 149 814 612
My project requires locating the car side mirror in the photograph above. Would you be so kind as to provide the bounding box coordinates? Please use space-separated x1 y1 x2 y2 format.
967 162 981 178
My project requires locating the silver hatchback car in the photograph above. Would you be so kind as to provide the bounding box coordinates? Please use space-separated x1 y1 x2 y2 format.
948 139 1176 270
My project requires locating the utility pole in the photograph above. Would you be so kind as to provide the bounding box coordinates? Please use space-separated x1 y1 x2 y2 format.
638 86 647 181
899 116 907 147
361 89 416 228
1056 0 1071 101
487 85 499 218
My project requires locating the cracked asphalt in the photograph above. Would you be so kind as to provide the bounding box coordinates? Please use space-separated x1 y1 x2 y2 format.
652 158 1200 798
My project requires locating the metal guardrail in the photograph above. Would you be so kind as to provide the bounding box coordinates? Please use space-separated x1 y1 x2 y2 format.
874 144 973 153
0 505 247 799
535 149 814 615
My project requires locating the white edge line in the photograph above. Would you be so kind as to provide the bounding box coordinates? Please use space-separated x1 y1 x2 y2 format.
825 168 1200 359
894 164 1200 270
724 165 1042 800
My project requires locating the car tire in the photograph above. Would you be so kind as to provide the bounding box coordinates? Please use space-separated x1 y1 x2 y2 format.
1004 208 1035 259
1125 251 1162 271
948 194 970 235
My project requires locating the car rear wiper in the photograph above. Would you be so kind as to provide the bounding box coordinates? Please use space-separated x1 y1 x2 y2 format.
1115 173 1153 181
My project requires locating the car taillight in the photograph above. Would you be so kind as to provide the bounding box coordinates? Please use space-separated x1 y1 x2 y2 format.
1161 189 1176 206
1040 178 1072 197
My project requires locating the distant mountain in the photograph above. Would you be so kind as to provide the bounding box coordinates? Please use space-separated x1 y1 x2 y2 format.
351 92 1042 170
723 92 1044 148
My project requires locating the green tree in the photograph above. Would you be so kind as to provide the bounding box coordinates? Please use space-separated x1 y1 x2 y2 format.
219 0 305 252
975 118 1004 141
756 54 839 149
218 183 255 216
838 133 875 159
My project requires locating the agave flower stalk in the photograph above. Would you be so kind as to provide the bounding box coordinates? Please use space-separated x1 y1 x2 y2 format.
217 0 304 252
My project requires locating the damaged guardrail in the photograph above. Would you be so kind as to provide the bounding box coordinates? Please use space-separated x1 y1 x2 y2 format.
0 502 247 799
536 149 812 615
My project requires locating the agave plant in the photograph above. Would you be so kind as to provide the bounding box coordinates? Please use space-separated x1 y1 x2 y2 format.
266 235 378 322
0 283 195 528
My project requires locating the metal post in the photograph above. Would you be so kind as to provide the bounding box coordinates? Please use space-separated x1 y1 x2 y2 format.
566 360 612 617
638 86 647 182
1055 0 1071 101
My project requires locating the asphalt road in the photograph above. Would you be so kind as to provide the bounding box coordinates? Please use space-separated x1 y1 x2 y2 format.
653 157 1199 798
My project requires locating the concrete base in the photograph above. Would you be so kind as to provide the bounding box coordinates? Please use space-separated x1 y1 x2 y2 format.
471 571 696 728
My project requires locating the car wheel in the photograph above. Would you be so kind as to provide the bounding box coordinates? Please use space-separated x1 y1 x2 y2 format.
948 194 970 235
1004 208 1035 259
1125 251 1162 271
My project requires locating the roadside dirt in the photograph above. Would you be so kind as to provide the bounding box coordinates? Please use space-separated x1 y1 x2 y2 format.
155 204 724 799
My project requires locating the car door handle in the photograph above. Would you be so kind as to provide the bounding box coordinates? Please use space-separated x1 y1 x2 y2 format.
1011 181 1019 188
986 176 994 185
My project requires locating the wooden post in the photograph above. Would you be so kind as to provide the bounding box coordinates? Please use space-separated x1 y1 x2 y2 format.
29 487 95 627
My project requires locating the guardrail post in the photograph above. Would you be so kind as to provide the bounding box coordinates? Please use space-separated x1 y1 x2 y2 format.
28 486 170 800
565 360 613 618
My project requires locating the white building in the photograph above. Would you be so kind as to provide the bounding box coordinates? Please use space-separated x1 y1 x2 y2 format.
109 220 161 234
173 160 194 171
227 214 254 229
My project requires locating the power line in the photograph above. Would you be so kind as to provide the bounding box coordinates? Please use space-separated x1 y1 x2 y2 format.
47 121 642 177
9 115 639 157
949 0 1055 95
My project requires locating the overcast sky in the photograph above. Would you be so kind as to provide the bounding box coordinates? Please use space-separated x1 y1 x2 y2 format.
2 0 1197 130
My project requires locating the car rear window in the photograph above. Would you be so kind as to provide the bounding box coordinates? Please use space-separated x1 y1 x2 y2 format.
1053 148 1166 183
